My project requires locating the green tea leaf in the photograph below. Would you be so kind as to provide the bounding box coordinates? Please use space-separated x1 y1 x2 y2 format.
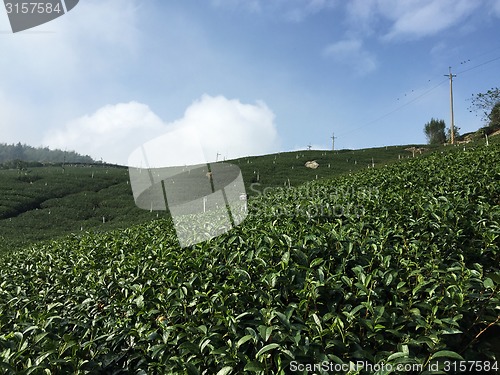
429 350 464 360
483 277 495 290
244 361 265 372
216 366 233 375
237 335 254 348
256 343 280 357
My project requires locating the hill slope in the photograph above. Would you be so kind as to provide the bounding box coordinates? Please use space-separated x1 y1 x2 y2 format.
0 142 457 253
0 165 164 252
0 142 498 373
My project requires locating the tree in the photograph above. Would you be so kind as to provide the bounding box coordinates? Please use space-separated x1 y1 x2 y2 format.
0 143 94 164
11 142 25 160
424 118 447 145
487 101 500 131
469 87 500 134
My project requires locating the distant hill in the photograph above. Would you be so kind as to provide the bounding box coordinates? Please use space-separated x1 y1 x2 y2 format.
0 142 94 165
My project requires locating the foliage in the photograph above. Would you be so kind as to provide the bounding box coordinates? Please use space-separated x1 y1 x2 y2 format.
476 102 500 137
446 126 460 143
492 102 500 130
469 87 500 132
0 143 94 164
424 118 447 145
228 144 442 194
0 165 166 253
0 143 499 374
0 145 442 253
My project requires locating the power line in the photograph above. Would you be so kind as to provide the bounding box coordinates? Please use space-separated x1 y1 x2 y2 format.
337 54 500 139
456 55 500 75
337 78 448 137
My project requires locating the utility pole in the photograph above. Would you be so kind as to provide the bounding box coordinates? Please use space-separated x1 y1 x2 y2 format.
216 152 221 162
307 144 312 151
331 132 337 151
445 67 457 145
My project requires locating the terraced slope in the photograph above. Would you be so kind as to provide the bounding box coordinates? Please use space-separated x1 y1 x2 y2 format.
0 165 164 252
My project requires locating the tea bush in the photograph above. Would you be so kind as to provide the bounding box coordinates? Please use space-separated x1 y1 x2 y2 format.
0 145 499 374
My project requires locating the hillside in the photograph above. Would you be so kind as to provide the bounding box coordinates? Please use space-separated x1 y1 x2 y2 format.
0 140 498 373
232 144 443 191
1 138 498 253
0 164 167 252
0 143 446 253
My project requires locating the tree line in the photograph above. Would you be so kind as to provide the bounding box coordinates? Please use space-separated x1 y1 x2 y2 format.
0 143 94 165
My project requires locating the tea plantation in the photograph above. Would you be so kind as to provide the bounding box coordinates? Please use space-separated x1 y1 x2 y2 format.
0 144 439 253
0 144 499 374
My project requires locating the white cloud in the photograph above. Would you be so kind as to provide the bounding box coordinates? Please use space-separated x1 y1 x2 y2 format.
211 0 262 13
44 95 280 166
492 0 500 16
211 0 337 21
67 0 140 51
43 102 166 164
382 0 480 41
213 0 490 31
323 39 377 75
0 90 26 143
346 0 377 23
345 0 483 41
284 0 338 22
0 0 140 87
179 95 279 161
0 0 142 145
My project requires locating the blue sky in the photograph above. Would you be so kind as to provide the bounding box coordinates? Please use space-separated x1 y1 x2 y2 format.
1 0 500 165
